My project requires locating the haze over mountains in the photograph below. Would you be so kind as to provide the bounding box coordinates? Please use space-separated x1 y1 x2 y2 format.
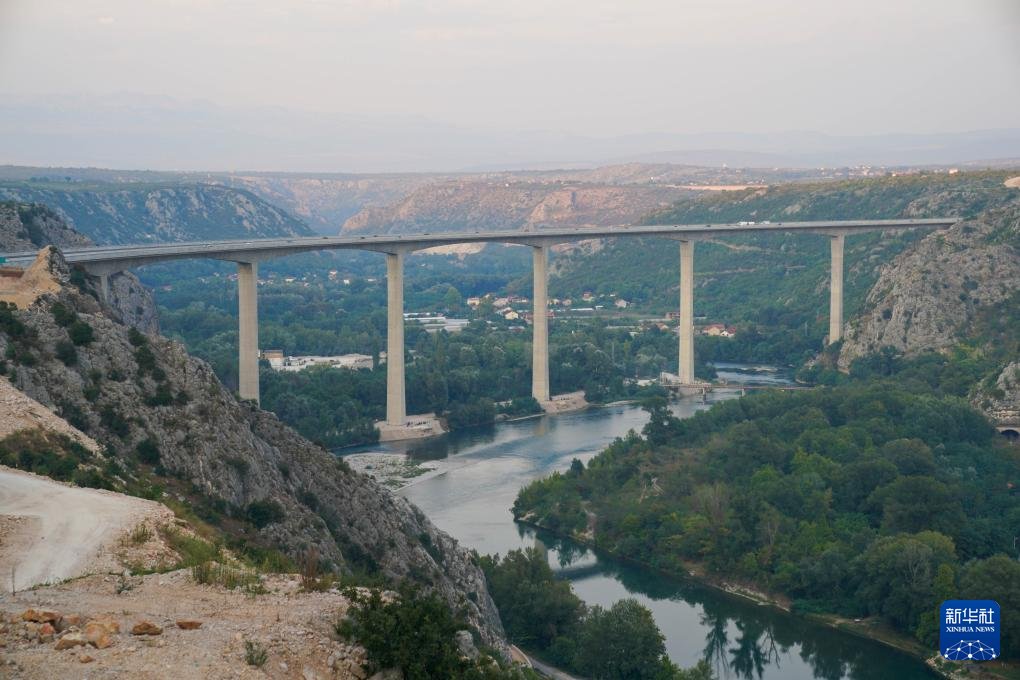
3 94 1020 173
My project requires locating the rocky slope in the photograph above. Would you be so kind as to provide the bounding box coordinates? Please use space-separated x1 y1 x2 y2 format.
0 201 92 251
342 181 692 234
839 202 1020 365
0 249 506 649
839 187 1020 424
0 182 314 244
1 202 159 333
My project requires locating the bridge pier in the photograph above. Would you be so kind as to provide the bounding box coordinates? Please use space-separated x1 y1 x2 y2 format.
829 234 845 344
98 273 110 303
237 261 260 404
532 245 550 402
678 240 695 384
386 252 406 426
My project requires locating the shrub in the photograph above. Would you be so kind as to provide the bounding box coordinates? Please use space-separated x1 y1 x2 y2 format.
128 326 147 347
243 639 268 667
245 499 285 528
55 340 77 366
145 383 174 407
99 406 130 438
68 320 94 346
51 301 77 327
136 438 161 465
336 584 471 680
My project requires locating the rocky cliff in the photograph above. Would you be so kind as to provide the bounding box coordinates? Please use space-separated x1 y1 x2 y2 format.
839 203 1020 366
0 201 92 251
1 202 159 333
0 249 506 650
0 182 314 244
342 181 692 234
838 185 1020 424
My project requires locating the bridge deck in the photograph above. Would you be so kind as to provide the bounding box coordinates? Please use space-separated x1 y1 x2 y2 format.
0 217 956 274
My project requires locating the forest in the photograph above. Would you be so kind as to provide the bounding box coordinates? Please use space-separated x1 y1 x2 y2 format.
513 359 1020 659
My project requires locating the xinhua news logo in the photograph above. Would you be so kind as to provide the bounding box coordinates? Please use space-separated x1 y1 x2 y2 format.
940 600 1000 661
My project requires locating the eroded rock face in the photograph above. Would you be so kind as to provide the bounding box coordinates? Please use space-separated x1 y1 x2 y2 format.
104 271 160 334
977 361 1020 428
840 204 1020 368
0 202 92 252
0 248 506 652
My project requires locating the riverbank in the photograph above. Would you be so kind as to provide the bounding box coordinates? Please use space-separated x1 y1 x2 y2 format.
516 517 950 677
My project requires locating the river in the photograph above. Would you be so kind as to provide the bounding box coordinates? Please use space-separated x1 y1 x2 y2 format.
343 364 937 679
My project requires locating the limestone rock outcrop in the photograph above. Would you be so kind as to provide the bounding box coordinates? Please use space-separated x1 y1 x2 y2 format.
839 203 1020 367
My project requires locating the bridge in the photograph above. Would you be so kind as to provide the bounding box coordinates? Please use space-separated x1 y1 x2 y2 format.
0 218 957 436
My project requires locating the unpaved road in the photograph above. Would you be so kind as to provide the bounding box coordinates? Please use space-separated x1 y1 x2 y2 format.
0 465 167 590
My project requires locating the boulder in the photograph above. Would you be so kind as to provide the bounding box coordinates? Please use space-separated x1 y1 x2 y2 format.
85 622 115 649
176 620 202 630
37 622 56 643
88 617 121 634
21 609 60 623
131 621 163 636
55 632 87 650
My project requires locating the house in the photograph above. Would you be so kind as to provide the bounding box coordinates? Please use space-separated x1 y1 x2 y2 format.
503 310 520 321
466 297 482 308
614 299 629 309
493 297 510 307
581 291 594 301
702 324 738 337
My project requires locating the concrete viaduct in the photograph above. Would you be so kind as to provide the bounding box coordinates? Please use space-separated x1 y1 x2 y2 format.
0 218 956 428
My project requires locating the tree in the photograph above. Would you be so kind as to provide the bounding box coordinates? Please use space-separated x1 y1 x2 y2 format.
574 599 668 680
960 555 1020 659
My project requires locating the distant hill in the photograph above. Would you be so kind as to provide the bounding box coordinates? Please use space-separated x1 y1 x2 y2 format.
0 181 314 245
341 181 695 234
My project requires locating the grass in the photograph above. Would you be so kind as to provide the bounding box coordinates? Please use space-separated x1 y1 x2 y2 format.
191 561 266 595
243 639 268 667
129 524 152 545
162 526 221 566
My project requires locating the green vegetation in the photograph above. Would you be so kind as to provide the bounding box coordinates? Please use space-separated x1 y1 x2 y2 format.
513 376 1020 657
243 639 269 667
337 583 542 679
554 171 1020 365
149 260 707 447
0 429 107 488
480 548 715 679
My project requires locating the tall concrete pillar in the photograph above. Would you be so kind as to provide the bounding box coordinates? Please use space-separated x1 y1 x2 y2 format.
829 234 845 344
678 240 695 384
237 261 260 404
386 252 406 425
532 245 550 402
98 273 110 303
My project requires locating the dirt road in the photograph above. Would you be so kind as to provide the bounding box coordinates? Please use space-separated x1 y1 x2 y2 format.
0 466 168 590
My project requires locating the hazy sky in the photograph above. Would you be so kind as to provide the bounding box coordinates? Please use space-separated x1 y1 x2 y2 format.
1 0 1018 140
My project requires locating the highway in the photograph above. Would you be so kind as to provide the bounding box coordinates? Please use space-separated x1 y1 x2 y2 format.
0 218 957 274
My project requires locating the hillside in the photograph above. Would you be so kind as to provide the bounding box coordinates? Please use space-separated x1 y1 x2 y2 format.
838 186 1020 426
342 180 693 234
0 246 506 648
0 201 92 251
0 181 314 245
